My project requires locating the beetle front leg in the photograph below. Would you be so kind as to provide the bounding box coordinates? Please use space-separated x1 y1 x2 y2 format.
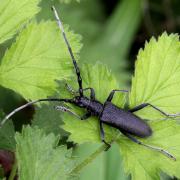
82 87 95 100
99 121 111 150
129 103 180 118
106 89 128 102
55 106 91 120
65 83 78 96
65 84 95 100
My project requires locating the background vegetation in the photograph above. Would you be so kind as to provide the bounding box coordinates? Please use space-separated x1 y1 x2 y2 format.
0 0 180 179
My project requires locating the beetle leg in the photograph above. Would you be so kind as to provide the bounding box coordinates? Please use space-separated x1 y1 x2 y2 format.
55 105 81 118
65 83 78 96
82 87 95 100
129 103 180 118
99 121 111 150
106 89 128 102
65 84 95 100
121 130 176 161
55 105 91 120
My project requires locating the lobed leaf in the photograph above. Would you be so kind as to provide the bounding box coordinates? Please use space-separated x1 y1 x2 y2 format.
62 34 180 180
130 33 180 119
0 21 82 100
15 126 77 180
32 104 67 136
119 120 180 180
123 33 180 179
62 63 126 143
0 0 40 44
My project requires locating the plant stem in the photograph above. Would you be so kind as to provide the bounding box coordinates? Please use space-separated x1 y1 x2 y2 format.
8 158 17 180
70 144 107 175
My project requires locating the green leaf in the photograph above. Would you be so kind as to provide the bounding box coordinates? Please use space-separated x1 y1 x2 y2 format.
119 120 180 180
0 21 82 100
121 33 180 179
15 126 77 180
130 33 180 119
41 0 139 85
62 34 180 179
0 0 41 44
0 111 15 150
62 63 126 144
32 104 67 136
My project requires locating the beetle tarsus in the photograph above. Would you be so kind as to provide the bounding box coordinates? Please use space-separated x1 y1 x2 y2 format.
102 140 111 151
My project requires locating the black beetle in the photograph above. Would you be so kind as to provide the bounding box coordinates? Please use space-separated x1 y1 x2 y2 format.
1 6 179 161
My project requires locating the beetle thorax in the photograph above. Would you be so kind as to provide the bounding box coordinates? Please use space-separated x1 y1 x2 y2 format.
74 96 103 116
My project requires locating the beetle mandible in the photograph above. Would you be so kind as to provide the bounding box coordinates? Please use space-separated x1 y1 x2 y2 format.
1 6 180 161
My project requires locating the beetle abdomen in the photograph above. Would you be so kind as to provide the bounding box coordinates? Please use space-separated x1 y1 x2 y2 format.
100 102 152 137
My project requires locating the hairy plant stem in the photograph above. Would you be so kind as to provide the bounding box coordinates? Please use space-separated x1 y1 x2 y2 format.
70 144 107 175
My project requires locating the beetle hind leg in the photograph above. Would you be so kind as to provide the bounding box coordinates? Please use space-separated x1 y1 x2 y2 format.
121 130 176 161
129 103 180 119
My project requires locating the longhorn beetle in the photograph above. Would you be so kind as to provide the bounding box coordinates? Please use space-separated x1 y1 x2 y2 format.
1 6 180 161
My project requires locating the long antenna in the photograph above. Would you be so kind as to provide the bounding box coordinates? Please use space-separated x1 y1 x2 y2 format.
51 6 83 97
0 98 74 128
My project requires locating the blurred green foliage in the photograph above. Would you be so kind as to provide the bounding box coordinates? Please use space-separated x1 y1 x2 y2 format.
0 0 179 179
